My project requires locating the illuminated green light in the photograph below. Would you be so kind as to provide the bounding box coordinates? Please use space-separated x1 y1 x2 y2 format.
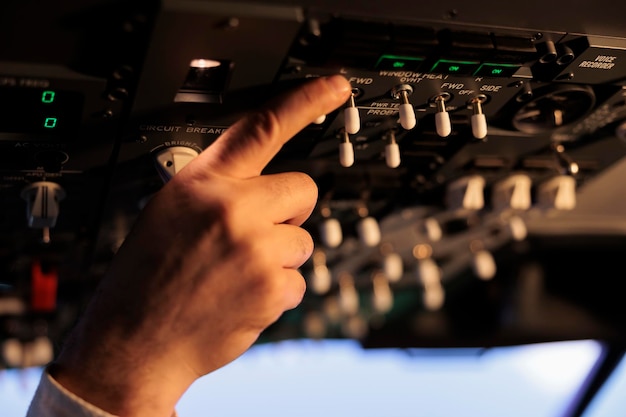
474 63 521 77
41 91 55 104
375 54 424 69
430 59 480 74
43 117 58 128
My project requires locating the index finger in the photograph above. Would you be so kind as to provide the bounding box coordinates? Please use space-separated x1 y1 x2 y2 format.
195 74 352 179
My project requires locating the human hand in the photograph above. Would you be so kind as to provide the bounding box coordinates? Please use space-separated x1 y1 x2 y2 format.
49 74 352 417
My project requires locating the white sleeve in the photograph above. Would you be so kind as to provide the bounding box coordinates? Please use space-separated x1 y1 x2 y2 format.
25 367 180 417
25 368 117 417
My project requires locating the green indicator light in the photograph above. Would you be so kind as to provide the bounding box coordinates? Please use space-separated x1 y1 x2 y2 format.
43 117 58 128
41 91 55 104
375 54 424 69
474 63 521 77
430 59 479 74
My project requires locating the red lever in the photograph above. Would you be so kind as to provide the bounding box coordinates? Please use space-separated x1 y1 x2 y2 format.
31 259 58 312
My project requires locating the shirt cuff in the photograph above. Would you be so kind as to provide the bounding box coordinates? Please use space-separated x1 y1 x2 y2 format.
26 367 179 417
26 367 117 417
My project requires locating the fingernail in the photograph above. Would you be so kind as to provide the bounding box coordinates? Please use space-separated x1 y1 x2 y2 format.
325 74 351 96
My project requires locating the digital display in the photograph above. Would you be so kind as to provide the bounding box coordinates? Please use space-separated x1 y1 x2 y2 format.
0 88 84 135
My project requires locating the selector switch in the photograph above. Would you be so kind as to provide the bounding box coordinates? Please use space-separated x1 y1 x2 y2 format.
154 146 200 182
21 181 66 243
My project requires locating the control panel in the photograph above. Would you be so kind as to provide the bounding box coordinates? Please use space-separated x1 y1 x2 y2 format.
3 0 626 368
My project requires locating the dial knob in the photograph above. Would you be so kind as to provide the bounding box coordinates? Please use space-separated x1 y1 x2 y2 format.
154 146 200 182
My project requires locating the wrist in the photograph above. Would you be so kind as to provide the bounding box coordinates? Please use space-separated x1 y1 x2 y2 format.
50 318 194 417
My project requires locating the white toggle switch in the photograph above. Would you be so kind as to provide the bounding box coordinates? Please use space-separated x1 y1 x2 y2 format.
422 217 443 241
492 174 532 211
385 130 401 168
399 103 417 130
385 142 400 168
319 217 343 248
472 249 497 281
446 175 486 210
311 263 332 295
507 216 528 241
392 85 417 130
21 181 66 243
338 273 359 315
313 114 326 124
537 175 577 210
372 273 394 313
383 252 404 282
357 216 381 247
434 96 451 137
470 98 488 139
339 131 355 167
416 258 445 311
344 93 360 134
154 146 199 183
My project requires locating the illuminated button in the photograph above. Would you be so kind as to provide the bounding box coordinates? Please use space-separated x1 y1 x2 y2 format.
376 55 424 70
430 59 480 75
474 63 521 77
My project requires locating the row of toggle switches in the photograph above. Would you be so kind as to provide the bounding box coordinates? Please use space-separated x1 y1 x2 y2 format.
317 173 576 250
317 85 489 168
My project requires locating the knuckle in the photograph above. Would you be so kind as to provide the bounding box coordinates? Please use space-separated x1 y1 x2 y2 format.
297 229 315 263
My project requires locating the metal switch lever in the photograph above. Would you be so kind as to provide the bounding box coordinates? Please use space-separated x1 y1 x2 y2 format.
20 181 66 243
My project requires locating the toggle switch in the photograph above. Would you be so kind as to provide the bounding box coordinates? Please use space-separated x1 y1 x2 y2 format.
357 216 381 247
339 130 355 167
20 181 66 244
537 175 577 210
319 217 343 248
469 95 488 139
472 249 497 281
313 114 326 124
422 217 443 242
445 175 486 210
382 252 404 282
492 173 532 211
371 272 394 313
391 84 417 130
384 130 401 168
154 146 200 183
338 272 359 315
310 249 332 295
416 258 445 311
433 94 452 137
344 90 361 134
